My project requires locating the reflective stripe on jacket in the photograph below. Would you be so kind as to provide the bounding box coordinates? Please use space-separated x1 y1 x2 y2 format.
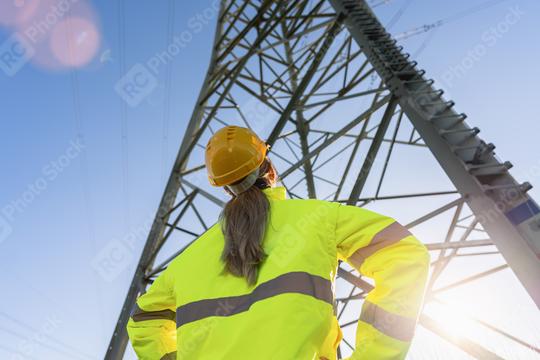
126 186 429 360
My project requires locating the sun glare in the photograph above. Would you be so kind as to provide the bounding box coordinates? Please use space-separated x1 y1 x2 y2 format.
424 297 485 340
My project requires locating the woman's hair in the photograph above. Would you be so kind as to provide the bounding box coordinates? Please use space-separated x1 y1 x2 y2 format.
220 158 278 285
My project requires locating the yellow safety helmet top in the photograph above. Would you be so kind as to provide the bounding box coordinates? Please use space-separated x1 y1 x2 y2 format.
205 126 268 187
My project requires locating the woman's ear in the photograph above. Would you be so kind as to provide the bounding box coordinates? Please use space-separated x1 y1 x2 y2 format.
266 159 278 186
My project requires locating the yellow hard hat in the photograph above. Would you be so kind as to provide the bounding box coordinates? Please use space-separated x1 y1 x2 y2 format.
205 126 268 187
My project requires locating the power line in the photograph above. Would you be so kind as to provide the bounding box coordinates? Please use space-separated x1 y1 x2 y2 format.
395 0 512 40
118 0 131 232
412 26 439 57
0 312 93 360
0 343 39 360
0 326 86 360
162 0 176 183
386 0 415 29
370 0 394 9
64 7 107 342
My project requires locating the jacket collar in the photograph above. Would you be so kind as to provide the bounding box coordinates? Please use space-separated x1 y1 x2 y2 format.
262 186 286 200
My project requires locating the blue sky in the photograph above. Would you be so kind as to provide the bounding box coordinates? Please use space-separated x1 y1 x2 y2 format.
1 0 539 359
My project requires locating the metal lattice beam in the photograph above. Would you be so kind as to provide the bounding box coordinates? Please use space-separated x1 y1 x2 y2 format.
105 1 540 359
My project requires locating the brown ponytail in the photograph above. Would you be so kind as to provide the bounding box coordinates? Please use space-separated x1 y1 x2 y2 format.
220 159 278 285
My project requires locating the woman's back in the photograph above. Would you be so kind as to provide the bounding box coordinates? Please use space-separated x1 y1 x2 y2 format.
127 127 429 360
140 188 341 359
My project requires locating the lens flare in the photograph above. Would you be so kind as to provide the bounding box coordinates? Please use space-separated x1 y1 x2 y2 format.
9 0 101 70
0 0 40 27
49 17 100 67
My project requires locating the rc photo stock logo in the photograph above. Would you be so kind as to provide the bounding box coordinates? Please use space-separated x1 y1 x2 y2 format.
91 239 135 283
0 33 35 77
240 96 277 136
114 63 159 108
114 0 221 107
91 217 153 282
0 213 14 244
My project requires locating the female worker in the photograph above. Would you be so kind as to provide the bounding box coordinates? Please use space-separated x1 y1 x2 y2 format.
127 126 430 360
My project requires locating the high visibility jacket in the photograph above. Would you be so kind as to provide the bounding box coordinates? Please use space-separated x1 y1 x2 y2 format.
127 187 429 360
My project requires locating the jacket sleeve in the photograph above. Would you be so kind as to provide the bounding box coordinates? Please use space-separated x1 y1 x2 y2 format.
335 204 430 360
126 266 177 360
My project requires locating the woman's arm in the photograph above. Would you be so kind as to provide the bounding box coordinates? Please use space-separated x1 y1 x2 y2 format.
126 267 177 360
335 204 430 360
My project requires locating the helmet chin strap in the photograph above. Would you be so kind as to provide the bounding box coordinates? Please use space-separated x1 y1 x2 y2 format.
227 167 260 196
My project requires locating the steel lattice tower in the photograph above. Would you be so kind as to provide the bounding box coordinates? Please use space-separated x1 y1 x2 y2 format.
106 1 540 359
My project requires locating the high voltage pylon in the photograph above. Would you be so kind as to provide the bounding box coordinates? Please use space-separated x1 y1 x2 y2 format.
105 1 540 358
